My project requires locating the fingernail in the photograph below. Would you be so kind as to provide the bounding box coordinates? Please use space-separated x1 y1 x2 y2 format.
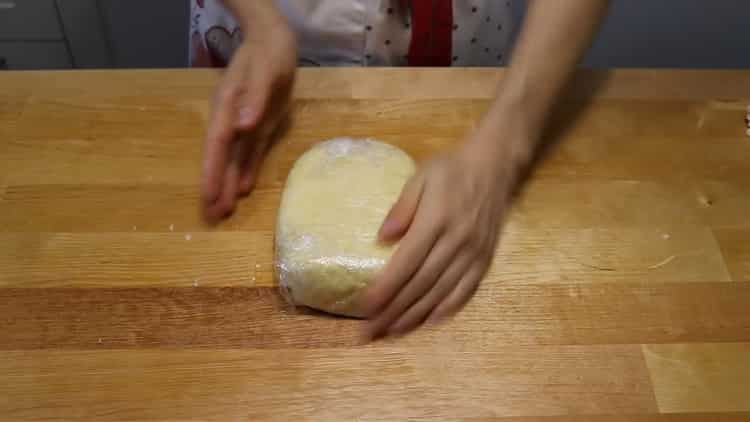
237 106 257 127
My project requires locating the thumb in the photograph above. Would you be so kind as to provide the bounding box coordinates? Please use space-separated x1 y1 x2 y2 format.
378 172 424 242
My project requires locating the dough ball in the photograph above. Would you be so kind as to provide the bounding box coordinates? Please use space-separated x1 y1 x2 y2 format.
275 138 415 317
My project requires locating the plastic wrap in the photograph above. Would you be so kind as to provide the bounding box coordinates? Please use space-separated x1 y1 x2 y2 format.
275 138 416 317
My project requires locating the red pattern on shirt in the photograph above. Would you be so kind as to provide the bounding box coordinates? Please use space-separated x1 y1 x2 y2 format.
406 0 453 66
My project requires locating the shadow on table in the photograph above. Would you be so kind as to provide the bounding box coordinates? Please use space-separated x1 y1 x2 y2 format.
511 69 612 198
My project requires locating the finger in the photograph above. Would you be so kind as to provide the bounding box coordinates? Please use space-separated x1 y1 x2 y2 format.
204 143 242 222
378 172 425 242
238 137 269 195
202 100 236 207
238 102 287 195
426 263 486 323
361 202 442 321
363 234 460 339
201 53 251 207
218 157 242 218
235 65 273 131
386 249 475 336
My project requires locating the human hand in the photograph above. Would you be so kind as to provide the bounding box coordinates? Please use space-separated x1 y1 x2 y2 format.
201 8 297 223
361 118 534 340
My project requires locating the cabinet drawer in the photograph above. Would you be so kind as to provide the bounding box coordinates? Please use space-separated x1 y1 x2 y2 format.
0 41 71 69
0 0 63 41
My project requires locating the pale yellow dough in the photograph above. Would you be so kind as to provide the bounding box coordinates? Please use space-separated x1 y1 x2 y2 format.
275 138 415 317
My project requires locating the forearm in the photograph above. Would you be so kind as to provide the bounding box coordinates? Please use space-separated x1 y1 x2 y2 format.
476 0 608 164
220 0 287 31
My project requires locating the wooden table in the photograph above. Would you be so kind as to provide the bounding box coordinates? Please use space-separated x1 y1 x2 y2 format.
1 68 749 421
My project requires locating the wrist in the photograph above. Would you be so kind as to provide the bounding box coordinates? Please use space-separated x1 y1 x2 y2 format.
234 6 297 58
227 1 290 36
461 117 535 200
467 103 539 173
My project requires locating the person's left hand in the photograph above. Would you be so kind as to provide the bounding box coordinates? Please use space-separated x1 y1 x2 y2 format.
201 7 297 224
361 122 531 340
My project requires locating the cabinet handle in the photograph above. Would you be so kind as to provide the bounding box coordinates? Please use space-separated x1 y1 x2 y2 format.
0 1 17 10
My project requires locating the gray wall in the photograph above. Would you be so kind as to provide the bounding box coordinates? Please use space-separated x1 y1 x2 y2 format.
99 0 189 68
583 0 750 68
510 0 750 68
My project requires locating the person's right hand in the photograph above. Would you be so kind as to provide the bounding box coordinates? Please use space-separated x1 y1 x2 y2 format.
201 7 297 223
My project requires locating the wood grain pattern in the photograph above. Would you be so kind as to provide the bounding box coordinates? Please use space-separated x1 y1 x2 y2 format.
2 97 749 186
2 178 749 233
469 415 750 422
0 232 269 287
713 228 750 281
2 283 749 349
0 227 730 288
643 343 750 413
492 227 731 284
1 69 749 420
0 347 656 420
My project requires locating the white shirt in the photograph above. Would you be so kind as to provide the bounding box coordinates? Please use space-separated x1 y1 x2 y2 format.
189 0 515 67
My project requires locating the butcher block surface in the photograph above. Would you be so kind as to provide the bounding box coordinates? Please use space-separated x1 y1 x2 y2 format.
1 68 749 421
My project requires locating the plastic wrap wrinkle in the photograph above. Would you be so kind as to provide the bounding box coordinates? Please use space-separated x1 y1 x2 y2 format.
275 138 416 317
